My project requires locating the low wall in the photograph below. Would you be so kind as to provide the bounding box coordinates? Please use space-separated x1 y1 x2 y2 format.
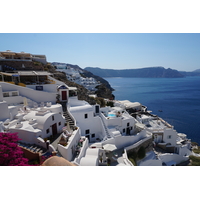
0 82 57 103
125 136 153 163
158 153 189 165
20 146 42 163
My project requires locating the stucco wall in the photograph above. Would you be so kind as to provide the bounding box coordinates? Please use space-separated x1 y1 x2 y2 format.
158 153 189 165
0 101 10 120
0 82 57 103
58 128 81 161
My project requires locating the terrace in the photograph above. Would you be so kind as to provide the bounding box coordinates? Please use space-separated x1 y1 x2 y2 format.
0 71 55 86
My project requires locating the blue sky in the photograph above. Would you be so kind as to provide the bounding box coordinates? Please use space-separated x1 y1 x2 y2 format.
0 33 199 71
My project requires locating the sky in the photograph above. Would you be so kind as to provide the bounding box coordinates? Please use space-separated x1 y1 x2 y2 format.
0 33 200 72
1 1 200 72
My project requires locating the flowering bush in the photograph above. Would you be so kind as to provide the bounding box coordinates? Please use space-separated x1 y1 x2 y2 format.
0 132 29 166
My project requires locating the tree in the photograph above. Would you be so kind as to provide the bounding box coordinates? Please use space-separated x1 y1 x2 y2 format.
0 132 29 166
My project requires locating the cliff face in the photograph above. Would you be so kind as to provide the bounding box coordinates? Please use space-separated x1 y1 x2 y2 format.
84 67 184 78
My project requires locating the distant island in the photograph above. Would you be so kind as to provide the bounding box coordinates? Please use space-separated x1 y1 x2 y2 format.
84 66 200 78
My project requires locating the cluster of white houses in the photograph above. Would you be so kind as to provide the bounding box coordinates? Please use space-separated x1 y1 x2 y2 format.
54 64 100 91
0 69 196 166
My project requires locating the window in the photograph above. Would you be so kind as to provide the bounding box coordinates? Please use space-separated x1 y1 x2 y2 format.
168 135 172 139
85 114 88 119
123 128 125 133
130 127 133 130
85 129 90 135
52 116 54 121
58 122 61 126
91 133 95 138
46 129 49 134
127 122 130 127
3 92 9 97
12 92 18 96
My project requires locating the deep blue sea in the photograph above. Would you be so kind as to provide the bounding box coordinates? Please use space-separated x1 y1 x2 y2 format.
104 76 200 144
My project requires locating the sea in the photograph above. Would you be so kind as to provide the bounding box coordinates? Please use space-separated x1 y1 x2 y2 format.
104 76 200 145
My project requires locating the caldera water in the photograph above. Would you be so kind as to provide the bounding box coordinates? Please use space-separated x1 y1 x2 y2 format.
104 76 200 144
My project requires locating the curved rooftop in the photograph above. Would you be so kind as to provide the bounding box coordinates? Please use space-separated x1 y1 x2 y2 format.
41 156 77 166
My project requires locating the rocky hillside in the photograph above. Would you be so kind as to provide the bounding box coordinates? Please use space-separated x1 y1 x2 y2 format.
84 66 184 78
179 69 200 76
51 62 114 91
48 64 114 104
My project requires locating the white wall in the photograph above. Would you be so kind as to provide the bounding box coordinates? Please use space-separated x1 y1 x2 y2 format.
103 130 148 149
58 128 81 161
0 101 10 120
3 96 24 105
70 106 104 142
26 84 58 93
9 128 42 144
158 153 189 165
40 113 65 138
163 129 178 146
0 82 57 103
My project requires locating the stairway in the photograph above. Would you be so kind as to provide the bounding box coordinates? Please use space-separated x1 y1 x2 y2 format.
100 113 111 140
18 142 46 154
63 110 75 127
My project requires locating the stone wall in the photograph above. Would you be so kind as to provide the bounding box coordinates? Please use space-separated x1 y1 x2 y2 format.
20 146 42 163
127 137 153 155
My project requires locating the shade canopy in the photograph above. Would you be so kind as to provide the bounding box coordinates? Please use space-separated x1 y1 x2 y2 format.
103 144 117 151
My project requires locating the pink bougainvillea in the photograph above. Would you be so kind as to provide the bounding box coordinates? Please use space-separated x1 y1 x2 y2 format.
0 132 29 166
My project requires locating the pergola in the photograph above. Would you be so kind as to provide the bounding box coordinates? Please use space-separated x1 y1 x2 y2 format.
0 71 52 84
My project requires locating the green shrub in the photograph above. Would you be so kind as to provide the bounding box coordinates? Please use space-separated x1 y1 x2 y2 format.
189 155 200 166
106 101 114 107
129 158 136 166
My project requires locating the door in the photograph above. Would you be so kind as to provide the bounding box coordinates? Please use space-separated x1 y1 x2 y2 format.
126 127 130 135
62 91 67 101
52 123 58 136
95 105 99 114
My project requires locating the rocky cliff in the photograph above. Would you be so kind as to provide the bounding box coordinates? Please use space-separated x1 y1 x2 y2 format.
84 66 184 78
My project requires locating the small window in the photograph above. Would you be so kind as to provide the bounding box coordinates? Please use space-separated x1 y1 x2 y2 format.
91 133 95 138
130 126 133 130
85 129 90 135
12 92 18 96
3 93 9 97
46 129 49 134
58 122 61 126
168 135 172 139
123 128 125 133
85 114 88 119
127 122 130 127
52 116 54 121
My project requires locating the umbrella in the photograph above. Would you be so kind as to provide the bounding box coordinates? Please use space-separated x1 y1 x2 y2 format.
103 144 117 151
23 97 28 107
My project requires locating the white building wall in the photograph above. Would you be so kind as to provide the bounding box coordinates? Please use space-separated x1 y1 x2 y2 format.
58 128 82 161
158 153 189 165
9 128 42 144
163 129 178 146
103 130 148 149
0 101 10 120
26 84 58 93
0 82 57 103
